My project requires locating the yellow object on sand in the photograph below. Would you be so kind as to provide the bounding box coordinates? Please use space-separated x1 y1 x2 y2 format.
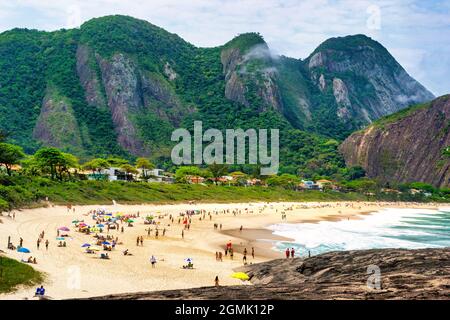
231 272 250 281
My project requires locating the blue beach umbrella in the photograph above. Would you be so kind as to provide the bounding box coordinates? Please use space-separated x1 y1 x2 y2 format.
17 247 30 253
97 224 105 228
81 243 91 248
102 241 110 245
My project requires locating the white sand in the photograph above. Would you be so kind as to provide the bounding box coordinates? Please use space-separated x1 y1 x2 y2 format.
0 200 445 300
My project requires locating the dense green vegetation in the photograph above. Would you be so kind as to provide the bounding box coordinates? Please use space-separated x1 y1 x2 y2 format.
0 15 401 176
0 256 44 293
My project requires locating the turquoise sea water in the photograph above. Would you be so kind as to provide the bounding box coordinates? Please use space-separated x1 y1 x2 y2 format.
269 208 450 257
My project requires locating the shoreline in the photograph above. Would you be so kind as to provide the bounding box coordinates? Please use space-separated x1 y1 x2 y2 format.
0 201 447 300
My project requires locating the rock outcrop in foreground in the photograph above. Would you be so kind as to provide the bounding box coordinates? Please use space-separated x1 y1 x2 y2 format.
86 248 450 300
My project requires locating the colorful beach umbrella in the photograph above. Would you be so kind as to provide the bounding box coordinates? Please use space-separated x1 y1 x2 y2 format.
56 237 65 241
58 227 70 232
127 219 134 223
17 247 30 253
97 224 105 228
231 272 250 281
81 243 91 247
72 220 79 224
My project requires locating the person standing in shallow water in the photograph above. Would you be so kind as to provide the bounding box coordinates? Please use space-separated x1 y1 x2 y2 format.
285 248 290 259
291 248 295 258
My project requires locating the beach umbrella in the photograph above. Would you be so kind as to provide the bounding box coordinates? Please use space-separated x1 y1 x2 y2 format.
97 224 105 228
58 227 70 232
127 219 134 223
106 213 112 216
102 241 110 245
17 247 30 253
184 258 193 263
56 237 65 241
81 243 91 248
72 220 79 224
231 272 250 281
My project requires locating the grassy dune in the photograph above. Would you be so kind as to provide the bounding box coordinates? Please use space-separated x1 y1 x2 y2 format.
0 256 44 294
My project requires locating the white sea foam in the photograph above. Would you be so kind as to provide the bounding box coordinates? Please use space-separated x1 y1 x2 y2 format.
268 208 450 257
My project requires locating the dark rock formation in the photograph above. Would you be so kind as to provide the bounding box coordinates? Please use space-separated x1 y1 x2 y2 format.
340 95 450 188
83 248 450 300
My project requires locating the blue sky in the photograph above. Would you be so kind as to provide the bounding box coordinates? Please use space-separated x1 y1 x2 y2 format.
0 0 449 96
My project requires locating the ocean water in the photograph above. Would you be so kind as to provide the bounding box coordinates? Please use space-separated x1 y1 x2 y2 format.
269 208 450 257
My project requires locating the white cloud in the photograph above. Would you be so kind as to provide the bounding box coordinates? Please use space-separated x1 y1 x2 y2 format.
0 0 448 95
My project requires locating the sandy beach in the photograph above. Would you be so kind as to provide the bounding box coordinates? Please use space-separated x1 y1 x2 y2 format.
0 200 446 300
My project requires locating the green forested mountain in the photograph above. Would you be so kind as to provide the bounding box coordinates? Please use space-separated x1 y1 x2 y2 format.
0 15 434 176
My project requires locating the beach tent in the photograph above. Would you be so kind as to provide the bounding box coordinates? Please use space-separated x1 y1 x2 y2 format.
231 272 250 281
17 247 30 253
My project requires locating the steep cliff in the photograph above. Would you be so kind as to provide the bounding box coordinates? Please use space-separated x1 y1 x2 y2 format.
340 95 450 188
306 35 435 126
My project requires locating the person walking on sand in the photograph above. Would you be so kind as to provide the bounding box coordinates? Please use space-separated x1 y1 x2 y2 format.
181 230 184 239
140 236 144 246
252 247 255 259
291 248 295 258
215 276 219 287
136 236 140 246
285 248 290 259
19 237 23 247
36 238 40 250
243 254 247 264
150 255 157 268
45 240 49 251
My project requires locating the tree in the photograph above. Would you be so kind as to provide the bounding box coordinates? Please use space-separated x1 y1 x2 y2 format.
230 171 248 186
267 174 300 190
135 158 155 180
174 166 208 183
120 164 138 181
0 143 25 176
207 163 229 184
345 166 366 180
344 178 377 193
34 148 68 180
106 157 129 167
83 158 110 174
0 130 8 142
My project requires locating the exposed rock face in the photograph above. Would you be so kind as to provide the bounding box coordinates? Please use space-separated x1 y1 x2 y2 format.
221 48 250 107
340 95 450 188
76 45 106 108
98 53 147 156
84 248 450 300
333 78 351 119
307 35 435 124
163 62 177 81
318 74 326 92
220 44 283 112
33 87 83 151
